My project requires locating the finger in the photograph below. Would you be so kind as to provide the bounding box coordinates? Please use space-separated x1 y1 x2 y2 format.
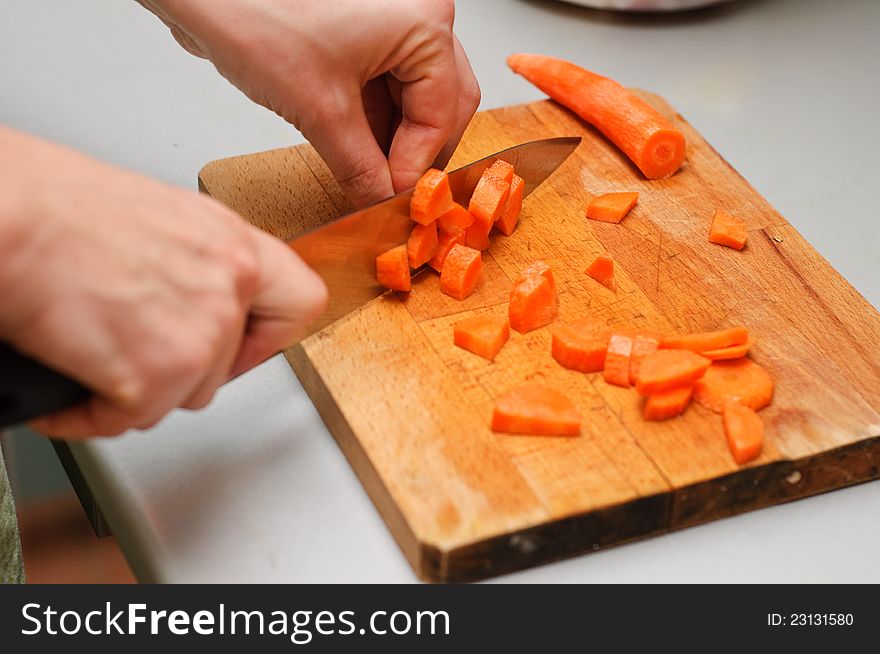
227 230 327 378
386 32 460 193
363 77 395 155
29 395 161 439
433 35 481 169
180 311 246 410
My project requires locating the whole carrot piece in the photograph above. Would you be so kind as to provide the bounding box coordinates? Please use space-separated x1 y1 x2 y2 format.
508 54 686 179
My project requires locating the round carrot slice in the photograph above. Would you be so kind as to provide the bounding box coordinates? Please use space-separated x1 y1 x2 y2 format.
693 358 774 413
700 337 753 361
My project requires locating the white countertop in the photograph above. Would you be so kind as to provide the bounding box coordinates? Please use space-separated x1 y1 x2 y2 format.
3 0 879 582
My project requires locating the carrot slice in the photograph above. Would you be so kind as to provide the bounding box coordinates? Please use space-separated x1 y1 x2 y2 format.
485 159 515 185
515 261 557 294
701 337 753 360
428 226 466 272
508 54 686 179
375 244 411 292
709 209 748 250
468 164 511 235
454 314 510 361
509 273 559 333
634 349 711 395
586 192 639 224
723 399 764 464
585 253 617 291
550 322 610 373
465 223 490 251
491 383 581 436
437 202 475 233
410 168 454 225
406 221 439 268
440 244 482 301
694 359 774 413
629 333 661 384
495 174 525 236
661 327 749 352
643 386 693 421
603 333 634 387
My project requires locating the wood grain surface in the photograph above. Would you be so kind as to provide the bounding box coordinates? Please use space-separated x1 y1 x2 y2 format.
198 94 880 582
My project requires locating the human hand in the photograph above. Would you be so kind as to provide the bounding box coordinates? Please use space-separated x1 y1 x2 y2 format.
139 0 481 207
0 127 327 438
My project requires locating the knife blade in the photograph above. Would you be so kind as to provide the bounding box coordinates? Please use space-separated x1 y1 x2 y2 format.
0 136 580 428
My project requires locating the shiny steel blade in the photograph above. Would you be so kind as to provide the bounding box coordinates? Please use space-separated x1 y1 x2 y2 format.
288 136 581 339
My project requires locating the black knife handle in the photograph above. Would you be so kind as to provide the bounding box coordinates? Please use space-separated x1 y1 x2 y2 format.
0 342 89 429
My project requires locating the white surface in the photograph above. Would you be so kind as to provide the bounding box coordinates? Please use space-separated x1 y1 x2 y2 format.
2 0 879 582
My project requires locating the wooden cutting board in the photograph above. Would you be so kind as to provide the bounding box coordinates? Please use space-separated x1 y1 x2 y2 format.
199 94 880 582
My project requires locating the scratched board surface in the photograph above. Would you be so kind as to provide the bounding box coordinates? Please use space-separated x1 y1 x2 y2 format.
198 95 880 582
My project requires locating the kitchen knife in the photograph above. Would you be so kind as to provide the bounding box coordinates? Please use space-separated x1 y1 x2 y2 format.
0 136 581 428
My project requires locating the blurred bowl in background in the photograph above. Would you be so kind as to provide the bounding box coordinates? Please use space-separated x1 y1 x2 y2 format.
555 0 731 10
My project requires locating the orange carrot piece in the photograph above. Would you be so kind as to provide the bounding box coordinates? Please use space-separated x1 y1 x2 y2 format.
603 333 634 388
701 337 753 360
585 253 617 291
709 209 748 250
491 383 581 436
723 399 764 464
428 226 466 272
468 164 511 235
465 223 490 251
410 168 454 225
586 192 639 224
375 244 411 292
440 244 482 301
486 159 515 185
454 314 510 361
643 386 693 421
515 260 557 295
437 203 475 233
635 349 711 395
406 221 439 268
509 274 559 333
508 54 686 179
550 322 610 373
661 327 749 352
694 359 774 413
629 333 661 384
495 174 525 236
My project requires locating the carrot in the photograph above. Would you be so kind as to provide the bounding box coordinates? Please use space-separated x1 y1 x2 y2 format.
428 226 466 272
643 386 693 421
693 358 774 413
491 383 581 436
515 260 557 295
709 209 748 250
495 174 525 236
406 221 439 268
437 202 475 233
661 327 749 352
722 399 764 464
465 223 490 251
508 54 686 179
550 322 610 373
629 333 661 384
701 337 753 360
603 333 634 387
468 162 511 236
634 349 711 395
509 271 559 333
454 314 510 361
585 253 617 291
410 168 454 225
375 244 411 292
586 192 638 224
440 244 482 300
485 159 515 185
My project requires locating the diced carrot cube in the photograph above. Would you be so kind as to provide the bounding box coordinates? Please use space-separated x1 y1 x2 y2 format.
375 244 411 292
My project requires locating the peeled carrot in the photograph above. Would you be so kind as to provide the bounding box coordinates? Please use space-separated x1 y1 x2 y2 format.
634 349 711 395
375 244 411 292
491 383 581 436
709 209 748 250
508 54 686 179
516 261 557 295
440 244 482 301
410 168 454 225
694 358 774 413
509 271 559 333
465 223 490 251
701 337 753 361
428 226 466 272
722 399 763 464
643 386 693 421
629 333 661 384
661 327 749 352
603 333 634 387
495 174 525 236
586 192 639 224
468 161 512 236
551 322 610 373
406 221 439 268
585 253 617 292
438 202 475 233
454 314 510 361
